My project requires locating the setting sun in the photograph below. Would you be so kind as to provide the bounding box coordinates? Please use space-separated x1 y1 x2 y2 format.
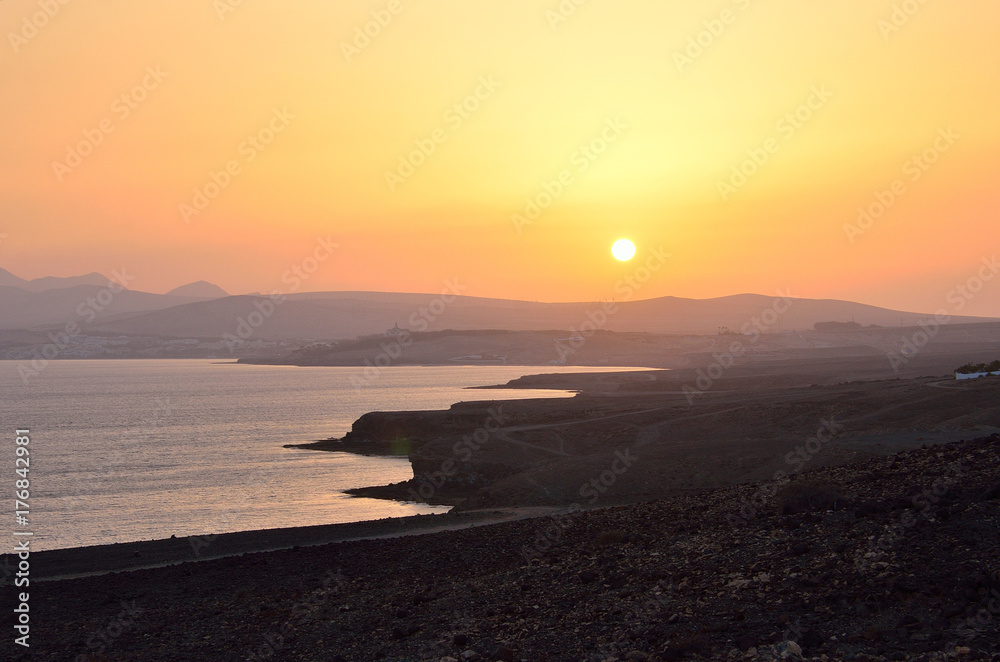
4 3 1000 659
612 239 636 262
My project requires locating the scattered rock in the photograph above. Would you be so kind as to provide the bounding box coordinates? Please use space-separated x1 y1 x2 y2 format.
493 644 515 662
776 640 801 657
16 433 1000 662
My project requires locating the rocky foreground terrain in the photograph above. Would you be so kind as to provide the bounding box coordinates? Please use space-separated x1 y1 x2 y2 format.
7 434 1000 661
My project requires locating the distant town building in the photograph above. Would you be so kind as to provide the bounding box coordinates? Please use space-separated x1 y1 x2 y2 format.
955 360 1000 380
450 354 507 364
956 371 1000 380
385 323 407 338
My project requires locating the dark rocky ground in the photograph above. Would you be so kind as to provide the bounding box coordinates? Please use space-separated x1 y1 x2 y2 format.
295 370 1000 511
5 434 1000 661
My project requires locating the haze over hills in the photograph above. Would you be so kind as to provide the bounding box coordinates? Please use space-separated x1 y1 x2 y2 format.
54 291 1000 339
0 268 232 330
82 292 990 340
165 281 229 298
1 266 997 339
0 266 113 292
0 284 222 330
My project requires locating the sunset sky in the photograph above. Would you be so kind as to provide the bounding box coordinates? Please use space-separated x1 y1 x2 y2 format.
2 0 999 315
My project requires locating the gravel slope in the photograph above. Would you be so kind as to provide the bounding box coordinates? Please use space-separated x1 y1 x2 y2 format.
5 435 1000 661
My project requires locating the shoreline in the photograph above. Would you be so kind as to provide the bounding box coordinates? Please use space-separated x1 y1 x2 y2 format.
13 433 1000 660
285 369 1000 515
27 506 573 582
281 367 652 455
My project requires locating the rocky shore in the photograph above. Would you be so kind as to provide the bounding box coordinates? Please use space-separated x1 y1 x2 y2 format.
287 369 1000 513
6 433 999 661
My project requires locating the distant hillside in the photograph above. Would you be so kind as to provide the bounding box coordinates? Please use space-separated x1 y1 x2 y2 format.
67 291 996 339
2 266 996 337
0 268 25 289
0 285 213 330
166 281 229 299
0 267 112 292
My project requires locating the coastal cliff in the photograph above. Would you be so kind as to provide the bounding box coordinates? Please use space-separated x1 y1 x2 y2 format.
291 368 1000 511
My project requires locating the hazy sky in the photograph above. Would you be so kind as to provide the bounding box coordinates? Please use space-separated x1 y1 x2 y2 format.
2 1 998 315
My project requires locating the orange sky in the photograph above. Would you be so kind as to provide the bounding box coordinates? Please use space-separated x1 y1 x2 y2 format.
2 1 999 315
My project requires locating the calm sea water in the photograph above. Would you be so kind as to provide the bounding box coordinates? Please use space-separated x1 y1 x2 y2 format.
0 360 636 551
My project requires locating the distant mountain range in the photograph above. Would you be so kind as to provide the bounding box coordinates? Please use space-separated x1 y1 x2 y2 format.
0 267 231 329
165 281 229 298
0 267 113 292
0 267 996 338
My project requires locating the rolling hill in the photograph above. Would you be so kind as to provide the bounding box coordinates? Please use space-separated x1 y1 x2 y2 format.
165 281 229 298
0 267 112 292
71 291 996 339
2 265 995 338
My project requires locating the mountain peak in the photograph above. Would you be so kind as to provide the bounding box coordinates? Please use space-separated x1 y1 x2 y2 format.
0 267 27 288
0 267 114 291
166 280 229 298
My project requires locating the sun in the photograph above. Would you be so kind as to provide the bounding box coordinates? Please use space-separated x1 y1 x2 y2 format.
612 239 636 261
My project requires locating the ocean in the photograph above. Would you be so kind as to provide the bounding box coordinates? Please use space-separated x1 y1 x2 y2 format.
1 360 634 550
